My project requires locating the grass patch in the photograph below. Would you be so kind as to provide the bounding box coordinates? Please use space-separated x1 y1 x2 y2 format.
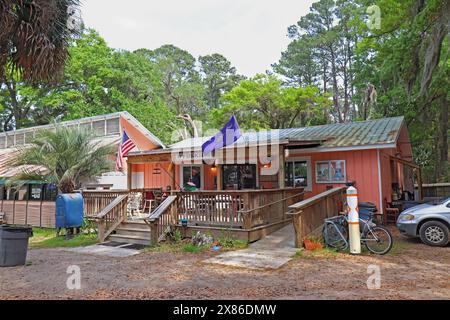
308 247 341 258
143 233 248 254
29 228 98 249
292 250 303 258
182 243 208 253
143 242 209 254
296 247 342 259
30 228 55 243
143 243 184 253
387 238 412 256
216 238 248 251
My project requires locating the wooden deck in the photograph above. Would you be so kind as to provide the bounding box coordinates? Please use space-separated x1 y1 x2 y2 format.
86 188 305 244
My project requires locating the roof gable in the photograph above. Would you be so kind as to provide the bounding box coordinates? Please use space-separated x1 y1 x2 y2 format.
0 111 166 150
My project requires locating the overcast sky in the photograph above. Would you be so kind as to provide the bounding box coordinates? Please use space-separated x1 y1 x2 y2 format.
81 0 316 77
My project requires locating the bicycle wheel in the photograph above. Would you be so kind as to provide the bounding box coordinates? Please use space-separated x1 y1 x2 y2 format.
364 226 393 255
323 222 348 251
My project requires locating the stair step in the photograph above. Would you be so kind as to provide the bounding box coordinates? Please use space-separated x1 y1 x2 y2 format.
114 228 151 237
116 227 150 232
107 234 151 246
119 221 149 231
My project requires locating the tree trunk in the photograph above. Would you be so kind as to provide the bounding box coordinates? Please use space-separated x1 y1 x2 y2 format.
434 98 449 182
59 180 76 194
330 51 341 123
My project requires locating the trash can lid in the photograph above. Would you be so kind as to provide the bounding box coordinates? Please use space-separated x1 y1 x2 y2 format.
0 224 33 231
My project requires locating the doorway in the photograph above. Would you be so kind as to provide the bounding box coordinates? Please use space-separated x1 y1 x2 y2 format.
222 164 257 190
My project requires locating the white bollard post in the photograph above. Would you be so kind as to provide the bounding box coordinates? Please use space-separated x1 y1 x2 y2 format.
347 186 361 254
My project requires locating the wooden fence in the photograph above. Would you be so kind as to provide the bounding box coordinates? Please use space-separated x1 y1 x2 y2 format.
416 183 450 201
0 190 128 228
287 187 346 248
0 199 55 228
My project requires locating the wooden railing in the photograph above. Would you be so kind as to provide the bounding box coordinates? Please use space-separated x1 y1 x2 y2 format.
82 190 128 218
239 188 305 229
287 187 346 248
176 191 245 228
174 188 304 229
147 195 179 245
95 194 129 242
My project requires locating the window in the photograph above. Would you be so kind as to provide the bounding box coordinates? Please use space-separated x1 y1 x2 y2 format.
181 165 203 189
285 157 312 191
222 165 257 190
28 184 43 201
316 160 346 183
42 184 58 201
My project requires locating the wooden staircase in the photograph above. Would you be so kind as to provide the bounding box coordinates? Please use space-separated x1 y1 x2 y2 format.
107 221 151 245
93 195 179 246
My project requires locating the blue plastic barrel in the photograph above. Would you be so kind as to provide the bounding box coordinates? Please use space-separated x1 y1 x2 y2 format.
55 193 84 229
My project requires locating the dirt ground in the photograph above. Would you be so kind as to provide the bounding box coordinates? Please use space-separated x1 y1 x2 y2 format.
0 228 448 300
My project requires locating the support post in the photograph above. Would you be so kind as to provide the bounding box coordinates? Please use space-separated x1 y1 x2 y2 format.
150 222 158 245
347 186 361 255
170 162 176 190
242 193 252 229
98 219 106 242
278 146 285 189
216 164 223 191
127 162 132 191
292 211 303 248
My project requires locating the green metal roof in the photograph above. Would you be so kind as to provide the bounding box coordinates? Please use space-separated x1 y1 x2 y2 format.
166 117 405 151
0 178 49 185
277 116 404 148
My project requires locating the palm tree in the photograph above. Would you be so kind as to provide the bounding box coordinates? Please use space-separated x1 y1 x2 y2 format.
0 0 81 83
10 125 116 193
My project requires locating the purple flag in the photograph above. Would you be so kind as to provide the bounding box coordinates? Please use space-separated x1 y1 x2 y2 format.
202 115 242 156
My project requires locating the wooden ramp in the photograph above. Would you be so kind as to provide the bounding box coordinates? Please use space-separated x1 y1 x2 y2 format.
203 225 298 270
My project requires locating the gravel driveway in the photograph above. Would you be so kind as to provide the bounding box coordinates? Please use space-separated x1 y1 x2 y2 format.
0 229 448 300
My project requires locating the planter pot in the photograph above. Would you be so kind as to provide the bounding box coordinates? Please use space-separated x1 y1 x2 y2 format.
304 239 323 251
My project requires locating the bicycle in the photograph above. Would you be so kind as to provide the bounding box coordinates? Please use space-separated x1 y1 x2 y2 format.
323 213 393 255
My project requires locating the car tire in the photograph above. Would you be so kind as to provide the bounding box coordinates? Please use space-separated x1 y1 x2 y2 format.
419 221 449 247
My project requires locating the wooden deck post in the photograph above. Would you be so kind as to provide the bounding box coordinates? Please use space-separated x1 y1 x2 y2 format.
292 211 302 248
278 146 285 189
150 222 158 245
216 164 223 191
242 192 252 229
127 163 132 190
170 162 176 190
98 219 106 242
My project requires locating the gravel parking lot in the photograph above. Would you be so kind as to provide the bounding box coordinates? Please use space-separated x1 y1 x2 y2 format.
0 229 448 300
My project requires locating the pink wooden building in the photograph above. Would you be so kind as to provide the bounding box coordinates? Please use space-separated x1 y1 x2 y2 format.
127 116 422 216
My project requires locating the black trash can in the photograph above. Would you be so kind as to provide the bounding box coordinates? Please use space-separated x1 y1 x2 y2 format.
0 225 33 267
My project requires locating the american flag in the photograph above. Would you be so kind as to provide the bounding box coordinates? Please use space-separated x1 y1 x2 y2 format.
116 131 136 171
